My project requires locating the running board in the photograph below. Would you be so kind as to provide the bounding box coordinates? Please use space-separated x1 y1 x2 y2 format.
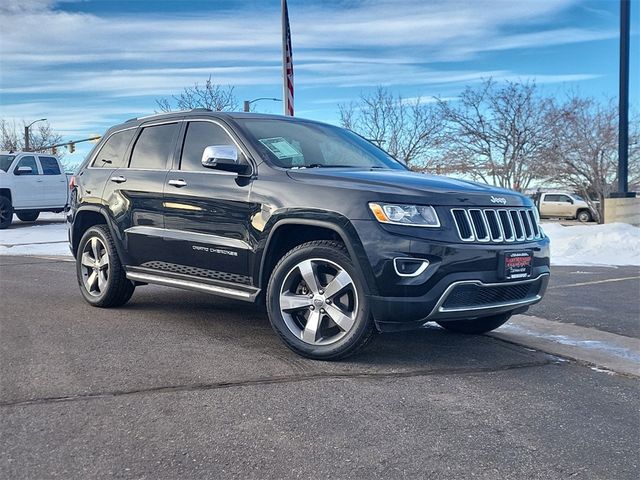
126 271 259 302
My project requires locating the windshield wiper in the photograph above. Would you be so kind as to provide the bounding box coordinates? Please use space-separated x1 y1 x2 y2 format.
292 164 356 169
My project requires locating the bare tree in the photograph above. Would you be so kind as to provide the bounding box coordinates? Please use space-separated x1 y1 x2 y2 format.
1 119 63 153
545 97 633 223
156 76 239 112
438 79 558 191
338 87 444 169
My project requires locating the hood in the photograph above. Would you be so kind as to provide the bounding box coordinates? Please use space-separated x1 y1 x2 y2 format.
286 168 530 207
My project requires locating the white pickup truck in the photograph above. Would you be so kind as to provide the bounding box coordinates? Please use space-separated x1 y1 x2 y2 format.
537 191 596 223
0 151 68 229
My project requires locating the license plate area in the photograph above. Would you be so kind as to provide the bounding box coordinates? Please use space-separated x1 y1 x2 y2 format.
501 251 533 280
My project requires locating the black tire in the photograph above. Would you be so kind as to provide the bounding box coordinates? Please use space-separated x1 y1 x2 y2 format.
76 225 135 307
266 240 375 360
436 313 512 335
0 196 13 229
16 211 39 222
577 210 592 223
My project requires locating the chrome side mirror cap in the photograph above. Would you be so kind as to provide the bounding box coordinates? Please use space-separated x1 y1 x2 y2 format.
201 145 249 174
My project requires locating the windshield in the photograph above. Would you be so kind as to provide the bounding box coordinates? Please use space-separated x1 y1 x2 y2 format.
0 155 15 172
236 119 406 170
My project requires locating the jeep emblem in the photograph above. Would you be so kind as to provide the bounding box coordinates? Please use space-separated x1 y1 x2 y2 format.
490 196 507 205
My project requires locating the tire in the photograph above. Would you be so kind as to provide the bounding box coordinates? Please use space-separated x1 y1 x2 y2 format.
76 225 135 307
0 197 13 229
16 211 39 222
577 210 592 223
266 240 375 360
436 313 512 335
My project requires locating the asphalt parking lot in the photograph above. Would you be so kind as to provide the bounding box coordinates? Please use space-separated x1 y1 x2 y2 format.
1 256 639 479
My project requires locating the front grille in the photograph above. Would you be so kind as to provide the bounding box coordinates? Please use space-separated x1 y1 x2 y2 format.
441 279 542 311
451 207 541 243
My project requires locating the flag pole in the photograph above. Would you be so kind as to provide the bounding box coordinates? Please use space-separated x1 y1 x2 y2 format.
281 0 293 116
281 0 287 116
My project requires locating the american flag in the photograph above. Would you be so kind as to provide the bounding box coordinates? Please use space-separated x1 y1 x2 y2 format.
282 0 294 116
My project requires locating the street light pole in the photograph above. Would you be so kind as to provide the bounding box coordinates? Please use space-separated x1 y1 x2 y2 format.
612 0 634 198
243 97 282 112
24 118 47 152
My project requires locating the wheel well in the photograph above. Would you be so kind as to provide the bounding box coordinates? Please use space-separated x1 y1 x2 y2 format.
0 188 11 203
72 210 107 255
260 224 345 290
577 208 591 217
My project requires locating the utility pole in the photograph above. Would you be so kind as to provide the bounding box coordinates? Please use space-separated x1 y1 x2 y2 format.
24 118 47 152
612 0 634 198
243 97 282 112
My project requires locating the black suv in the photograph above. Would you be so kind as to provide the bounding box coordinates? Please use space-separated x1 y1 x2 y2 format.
69 110 549 359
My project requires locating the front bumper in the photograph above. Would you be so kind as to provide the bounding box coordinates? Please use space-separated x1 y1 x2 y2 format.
350 220 550 332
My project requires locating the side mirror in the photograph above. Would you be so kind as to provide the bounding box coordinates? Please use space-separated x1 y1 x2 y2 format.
201 145 249 174
569 198 574 204
15 166 33 175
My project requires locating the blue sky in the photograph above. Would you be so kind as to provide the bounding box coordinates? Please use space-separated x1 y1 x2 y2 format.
0 0 638 166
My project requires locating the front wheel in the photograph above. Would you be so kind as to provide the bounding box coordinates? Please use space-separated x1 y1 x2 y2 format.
16 211 39 222
76 225 135 307
436 313 512 335
0 197 13 229
267 240 375 360
577 210 592 223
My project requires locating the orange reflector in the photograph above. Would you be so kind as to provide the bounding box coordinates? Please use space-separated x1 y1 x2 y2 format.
369 203 389 222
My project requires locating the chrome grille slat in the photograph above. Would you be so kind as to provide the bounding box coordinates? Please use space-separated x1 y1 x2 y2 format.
451 207 541 243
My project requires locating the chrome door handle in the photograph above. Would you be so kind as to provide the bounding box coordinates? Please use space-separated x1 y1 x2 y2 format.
110 175 127 183
168 179 187 188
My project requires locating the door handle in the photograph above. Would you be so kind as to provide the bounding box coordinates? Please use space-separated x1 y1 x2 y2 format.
168 179 187 188
110 175 127 183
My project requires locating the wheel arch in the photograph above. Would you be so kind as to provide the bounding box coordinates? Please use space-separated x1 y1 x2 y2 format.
256 217 378 297
0 188 12 203
71 206 118 257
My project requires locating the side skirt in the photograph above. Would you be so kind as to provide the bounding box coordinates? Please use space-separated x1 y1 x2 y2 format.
126 268 260 302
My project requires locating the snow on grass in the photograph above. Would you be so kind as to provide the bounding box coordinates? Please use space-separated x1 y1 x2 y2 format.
0 212 71 256
542 222 640 266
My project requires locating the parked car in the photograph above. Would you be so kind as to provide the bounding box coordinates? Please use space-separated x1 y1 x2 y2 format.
68 111 550 360
0 151 68 229
537 191 595 222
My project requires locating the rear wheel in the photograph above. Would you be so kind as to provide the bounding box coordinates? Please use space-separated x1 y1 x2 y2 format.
0 197 13 229
76 225 135 307
267 240 374 360
436 313 511 335
16 211 39 222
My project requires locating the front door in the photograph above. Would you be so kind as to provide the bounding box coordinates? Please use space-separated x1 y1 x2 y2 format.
11 155 44 208
162 120 257 286
102 121 180 268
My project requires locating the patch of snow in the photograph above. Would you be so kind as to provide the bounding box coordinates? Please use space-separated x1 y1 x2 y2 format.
590 366 617 375
542 222 640 266
0 212 71 256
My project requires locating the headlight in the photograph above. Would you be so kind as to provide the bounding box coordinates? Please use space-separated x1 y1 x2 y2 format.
369 202 440 227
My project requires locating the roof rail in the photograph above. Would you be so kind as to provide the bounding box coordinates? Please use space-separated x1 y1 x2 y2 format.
190 108 212 112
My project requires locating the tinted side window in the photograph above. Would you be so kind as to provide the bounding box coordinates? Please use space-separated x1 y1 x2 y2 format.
39 156 61 175
557 195 571 203
129 123 179 170
14 156 39 175
180 122 236 171
92 129 135 168
544 194 559 202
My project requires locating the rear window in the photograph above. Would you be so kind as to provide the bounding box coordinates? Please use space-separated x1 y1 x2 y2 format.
39 156 61 175
129 123 179 170
0 155 15 172
92 129 136 168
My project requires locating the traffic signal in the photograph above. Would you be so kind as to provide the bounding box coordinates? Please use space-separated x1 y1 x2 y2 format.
68 142 75 153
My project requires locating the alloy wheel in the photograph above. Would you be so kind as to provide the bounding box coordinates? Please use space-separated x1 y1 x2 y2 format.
80 236 110 297
279 258 358 345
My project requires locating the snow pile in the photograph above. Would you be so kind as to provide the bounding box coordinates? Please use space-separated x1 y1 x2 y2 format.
0 213 71 256
542 222 640 266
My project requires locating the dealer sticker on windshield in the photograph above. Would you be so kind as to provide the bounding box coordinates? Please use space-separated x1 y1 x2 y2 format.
502 251 533 280
258 137 303 159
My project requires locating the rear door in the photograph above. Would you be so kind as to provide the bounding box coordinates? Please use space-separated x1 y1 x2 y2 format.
37 155 68 207
101 121 180 268
11 155 44 208
162 119 256 284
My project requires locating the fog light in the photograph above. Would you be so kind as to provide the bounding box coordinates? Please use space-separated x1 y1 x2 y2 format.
393 258 429 277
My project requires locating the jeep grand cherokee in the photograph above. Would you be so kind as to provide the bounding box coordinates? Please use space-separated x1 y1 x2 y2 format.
68 110 550 360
